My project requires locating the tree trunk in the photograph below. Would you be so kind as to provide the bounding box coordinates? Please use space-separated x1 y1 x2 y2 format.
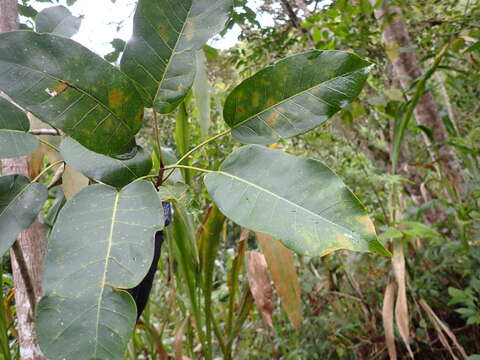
370 0 463 196
0 2 47 359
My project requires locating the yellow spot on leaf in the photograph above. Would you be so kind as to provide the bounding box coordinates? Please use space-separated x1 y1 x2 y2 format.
356 215 376 234
251 92 260 107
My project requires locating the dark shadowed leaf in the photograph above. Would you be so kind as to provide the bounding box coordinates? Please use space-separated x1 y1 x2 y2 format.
223 50 372 144
0 97 38 159
60 137 152 187
0 175 47 255
121 0 232 113
36 180 164 360
0 31 144 157
35 5 82 37
205 145 389 257
44 186 66 228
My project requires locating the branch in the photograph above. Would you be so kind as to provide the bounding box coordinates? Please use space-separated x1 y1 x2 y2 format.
11 242 37 313
29 129 60 136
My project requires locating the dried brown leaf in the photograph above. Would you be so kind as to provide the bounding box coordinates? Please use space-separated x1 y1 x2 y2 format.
383 280 397 360
245 250 274 328
256 232 302 330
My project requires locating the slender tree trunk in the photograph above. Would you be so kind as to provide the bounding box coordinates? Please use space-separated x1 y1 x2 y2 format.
295 0 312 16
0 2 47 359
370 0 463 196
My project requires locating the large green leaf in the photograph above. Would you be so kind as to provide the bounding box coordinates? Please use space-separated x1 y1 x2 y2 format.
0 175 47 255
0 31 144 157
121 0 232 113
60 137 153 188
0 97 38 159
36 181 164 360
204 145 389 257
35 5 82 37
223 50 372 144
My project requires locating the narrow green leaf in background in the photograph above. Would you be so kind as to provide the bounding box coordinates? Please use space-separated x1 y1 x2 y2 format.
35 5 82 38
121 0 232 113
193 49 211 137
0 98 38 159
0 175 47 255
466 40 480 53
36 181 164 360
205 145 389 257
0 31 144 157
60 137 152 188
223 50 372 144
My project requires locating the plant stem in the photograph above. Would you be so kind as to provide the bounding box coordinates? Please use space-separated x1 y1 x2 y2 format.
162 127 231 183
10 242 36 314
37 138 60 153
31 160 64 183
164 164 213 174
176 128 232 166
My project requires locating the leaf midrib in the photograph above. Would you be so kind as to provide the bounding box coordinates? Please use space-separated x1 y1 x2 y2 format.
152 1 193 105
230 66 368 131
0 60 134 133
214 170 356 236
0 179 33 220
93 190 120 358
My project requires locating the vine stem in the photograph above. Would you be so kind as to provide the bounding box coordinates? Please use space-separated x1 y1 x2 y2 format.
31 160 64 183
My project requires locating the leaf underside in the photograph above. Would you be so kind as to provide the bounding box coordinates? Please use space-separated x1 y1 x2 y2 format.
121 0 232 113
0 31 143 157
205 145 389 257
35 5 82 38
223 50 372 144
60 137 153 188
0 175 47 255
36 181 164 360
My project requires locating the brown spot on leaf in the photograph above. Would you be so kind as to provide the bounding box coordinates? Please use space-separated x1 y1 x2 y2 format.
266 98 275 106
265 112 278 126
109 91 124 109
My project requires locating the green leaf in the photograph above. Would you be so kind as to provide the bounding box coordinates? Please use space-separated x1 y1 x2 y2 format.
36 181 164 360
120 0 232 113
204 145 389 257
400 221 440 239
0 175 47 255
0 97 38 159
60 137 153 188
223 50 371 144
44 186 66 228
158 182 189 202
466 40 480 53
378 226 404 241
193 50 211 137
35 5 82 38
0 31 144 157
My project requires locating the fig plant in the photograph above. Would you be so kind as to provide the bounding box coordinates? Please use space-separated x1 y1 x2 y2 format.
0 0 389 359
